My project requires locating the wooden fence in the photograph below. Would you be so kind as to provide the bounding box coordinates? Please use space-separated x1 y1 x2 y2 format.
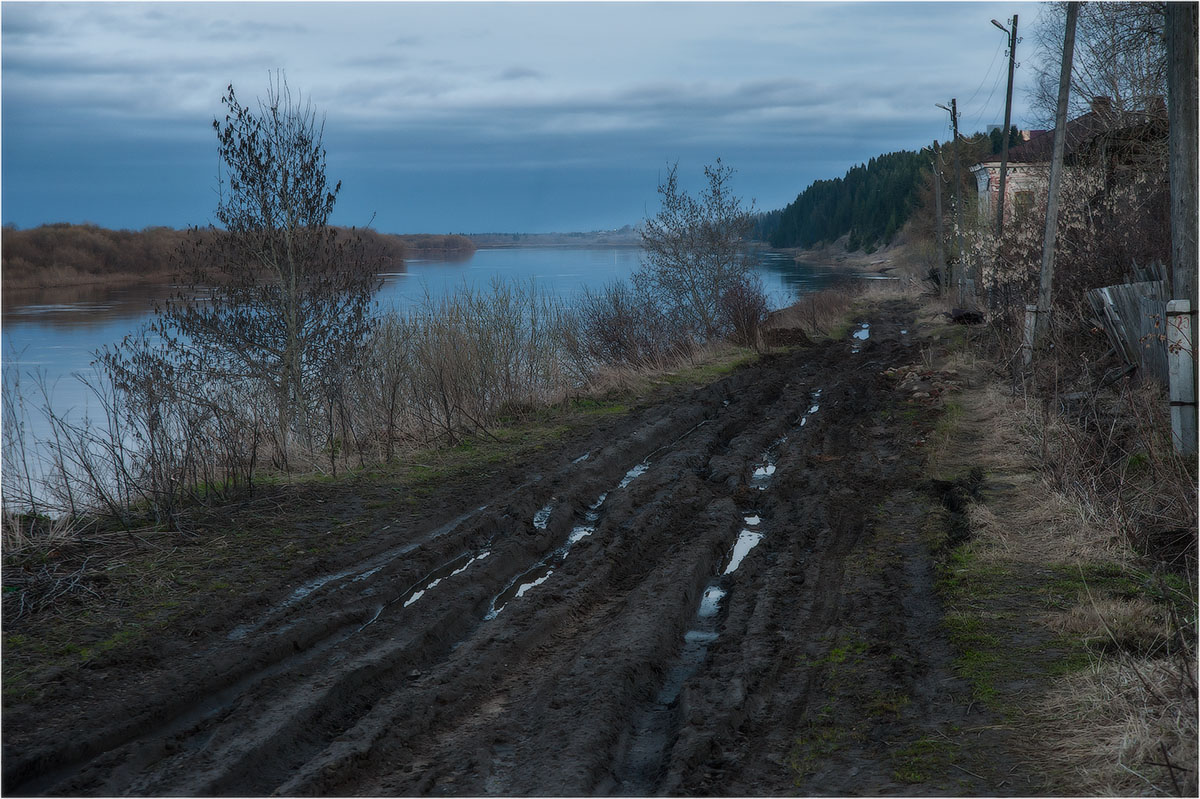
1086 279 1170 384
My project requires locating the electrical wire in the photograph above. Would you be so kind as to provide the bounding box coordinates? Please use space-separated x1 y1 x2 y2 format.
962 37 1007 110
970 66 1008 132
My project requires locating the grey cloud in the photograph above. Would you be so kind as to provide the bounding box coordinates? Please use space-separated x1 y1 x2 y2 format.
0 4 60 38
2 46 268 81
340 53 411 69
498 66 542 81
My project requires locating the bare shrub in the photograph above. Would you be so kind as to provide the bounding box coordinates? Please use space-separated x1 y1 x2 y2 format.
568 280 694 371
719 275 769 350
637 159 756 340
352 280 578 448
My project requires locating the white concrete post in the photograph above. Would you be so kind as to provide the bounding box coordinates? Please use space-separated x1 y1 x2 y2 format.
1022 304 1038 368
1166 300 1197 454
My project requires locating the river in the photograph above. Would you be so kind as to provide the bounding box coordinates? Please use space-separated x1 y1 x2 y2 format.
1 246 885 494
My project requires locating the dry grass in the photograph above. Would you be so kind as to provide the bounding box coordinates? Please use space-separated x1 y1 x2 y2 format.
1046 597 1173 655
1040 657 1197 797
1 511 79 558
921 304 1196 796
764 285 863 339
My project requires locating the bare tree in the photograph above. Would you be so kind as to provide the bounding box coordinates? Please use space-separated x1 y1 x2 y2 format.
637 159 758 340
1029 2 1167 125
152 75 379 461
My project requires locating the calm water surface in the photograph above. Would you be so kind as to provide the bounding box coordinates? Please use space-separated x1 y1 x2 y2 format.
2 247 879 462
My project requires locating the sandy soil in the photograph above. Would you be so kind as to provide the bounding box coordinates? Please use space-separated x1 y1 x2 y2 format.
2 297 1038 796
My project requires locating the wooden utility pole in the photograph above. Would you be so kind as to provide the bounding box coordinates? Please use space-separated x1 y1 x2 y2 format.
1034 2 1078 344
1166 1 1197 453
937 99 967 299
1167 2 1198 308
993 14 1018 238
933 142 947 295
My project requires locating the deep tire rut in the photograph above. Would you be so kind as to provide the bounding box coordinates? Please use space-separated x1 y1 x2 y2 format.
7 299 1000 797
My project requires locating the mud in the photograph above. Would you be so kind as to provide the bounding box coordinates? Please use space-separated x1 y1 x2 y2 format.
3 298 1022 796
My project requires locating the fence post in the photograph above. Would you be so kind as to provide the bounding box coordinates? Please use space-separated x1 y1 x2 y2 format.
1166 299 1197 454
1022 304 1038 368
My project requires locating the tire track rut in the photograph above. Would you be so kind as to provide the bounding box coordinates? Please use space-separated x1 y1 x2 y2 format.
8 298 986 796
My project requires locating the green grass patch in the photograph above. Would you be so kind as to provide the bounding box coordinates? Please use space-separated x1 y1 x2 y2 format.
891 735 957 784
662 350 757 385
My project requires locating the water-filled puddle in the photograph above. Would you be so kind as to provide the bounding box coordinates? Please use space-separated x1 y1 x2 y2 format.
486 491 609 618
697 585 726 618
514 569 553 598
403 551 491 608
619 461 650 489
451 551 490 577
487 562 557 619
799 389 823 428
533 504 553 529
901 329 908 335
723 530 764 575
750 458 777 491
744 515 761 526
566 526 594 546
572 452 590 464
851 323 870 353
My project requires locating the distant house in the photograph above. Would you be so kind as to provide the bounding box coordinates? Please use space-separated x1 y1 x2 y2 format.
969 96 1168 223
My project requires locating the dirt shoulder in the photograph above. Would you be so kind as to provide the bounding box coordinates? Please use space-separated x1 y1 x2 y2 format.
2 291 1192 796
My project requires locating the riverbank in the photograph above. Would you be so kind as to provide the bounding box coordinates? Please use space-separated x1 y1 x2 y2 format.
4 279 1192 795
0 224 473 291
781 236 915 274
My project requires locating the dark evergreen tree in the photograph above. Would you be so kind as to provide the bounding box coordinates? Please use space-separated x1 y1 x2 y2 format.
762 150 931 251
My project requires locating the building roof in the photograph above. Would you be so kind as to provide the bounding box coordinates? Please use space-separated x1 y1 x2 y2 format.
974 97 1166 167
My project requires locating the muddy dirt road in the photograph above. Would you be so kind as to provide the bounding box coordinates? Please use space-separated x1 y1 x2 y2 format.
5 298 1020 795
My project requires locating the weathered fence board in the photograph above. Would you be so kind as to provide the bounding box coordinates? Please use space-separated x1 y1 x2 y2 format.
1087 280 1169 384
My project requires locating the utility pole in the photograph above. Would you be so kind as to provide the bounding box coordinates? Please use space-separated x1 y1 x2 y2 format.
1167 2 1198 308
951 99 965 300
933 141 947 296
950 99 966 300
992 14 1018 238
1166 1 1197 453
936 100 966 300
1034 2 1078 345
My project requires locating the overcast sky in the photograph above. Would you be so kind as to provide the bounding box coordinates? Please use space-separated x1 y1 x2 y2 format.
2 1 1040 234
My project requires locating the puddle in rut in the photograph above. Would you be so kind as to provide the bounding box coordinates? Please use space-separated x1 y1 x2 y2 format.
620 505 772 786
533 503 553 529
618 461 650 489
749 451 778 490
723 530 764 575
697 585 726 618
402 551 491 608
851 322 870 353
228 505 488 641
486 490 609 619
798 388 823 428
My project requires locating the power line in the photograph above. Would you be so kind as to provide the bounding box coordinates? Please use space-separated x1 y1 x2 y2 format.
970 66 1008 131
963 37 1007 109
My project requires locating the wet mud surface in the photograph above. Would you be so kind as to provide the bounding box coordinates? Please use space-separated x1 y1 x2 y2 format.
3 298 1021 795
